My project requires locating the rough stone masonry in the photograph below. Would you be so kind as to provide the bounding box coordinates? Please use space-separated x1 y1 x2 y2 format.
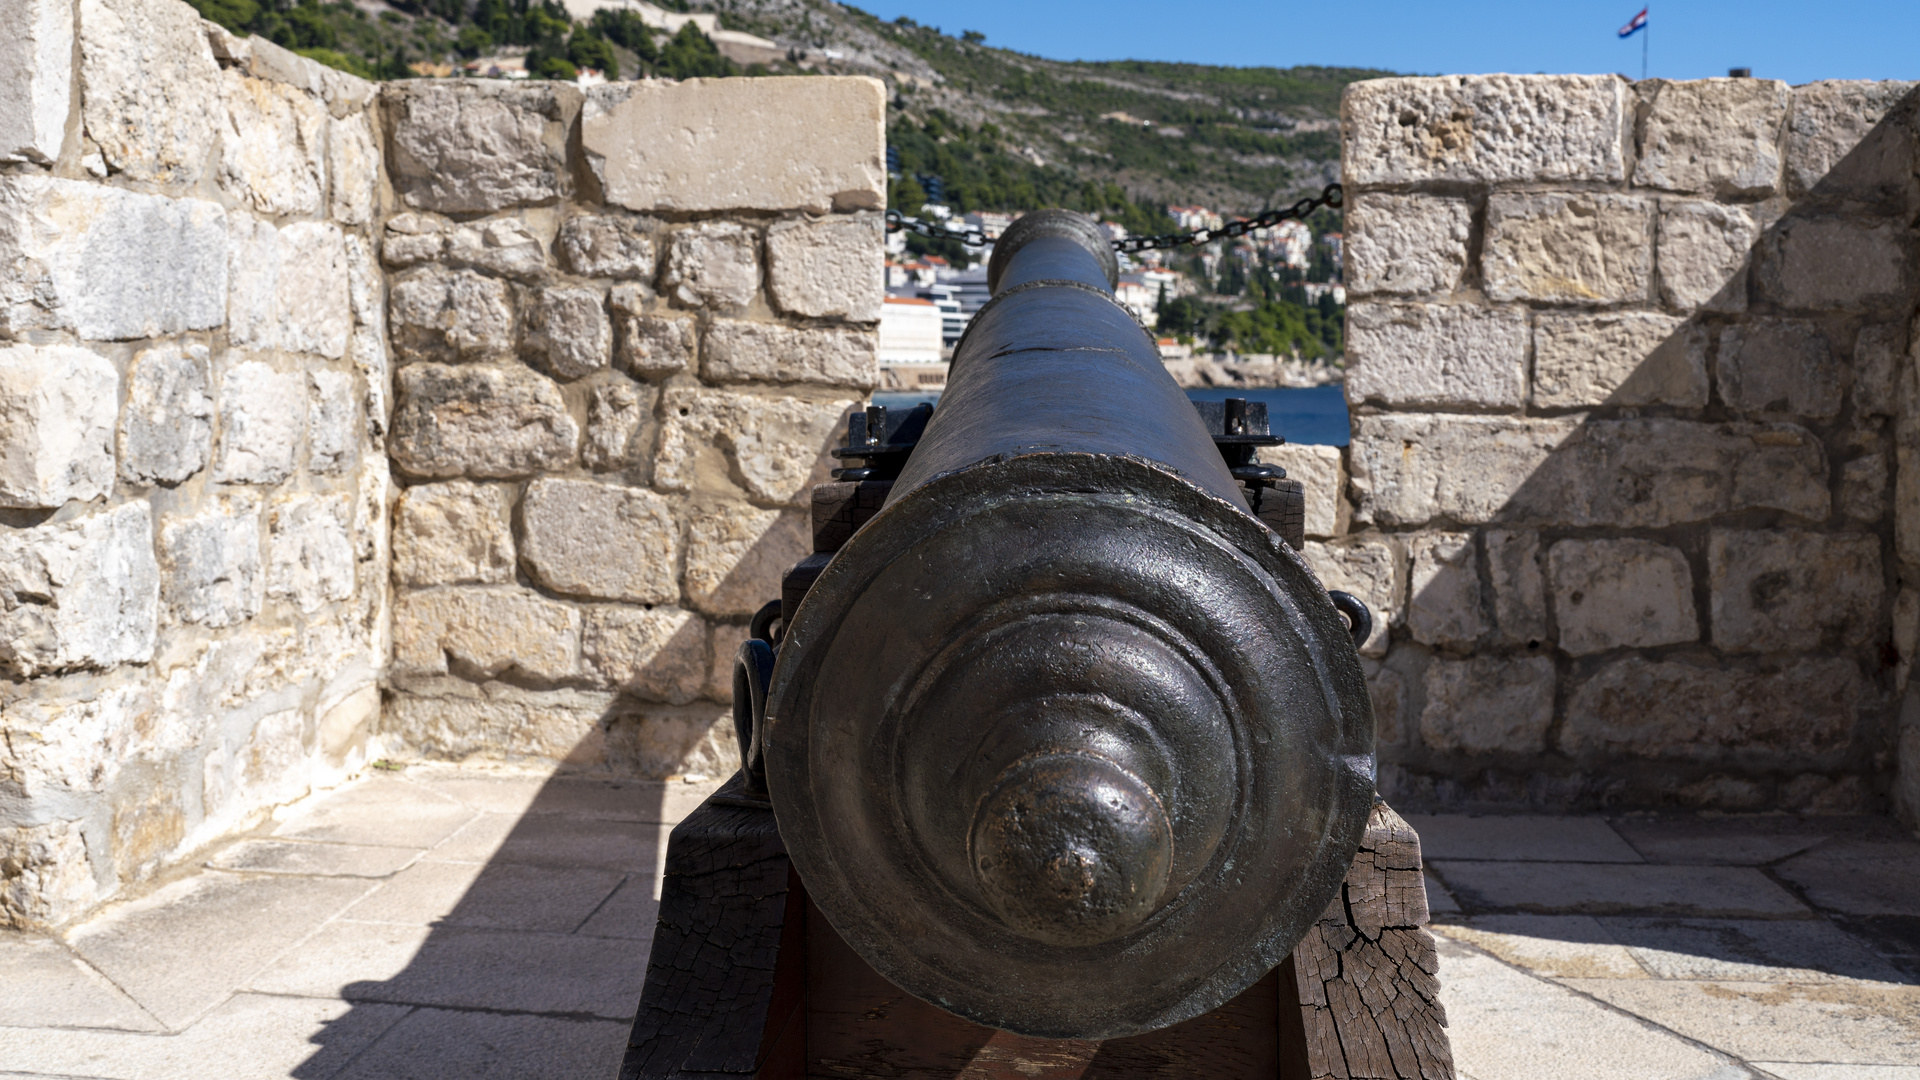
0 0 883 929
2 0 1915 930
1331 74 1920 815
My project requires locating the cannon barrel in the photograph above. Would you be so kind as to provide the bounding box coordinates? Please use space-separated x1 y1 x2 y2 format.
760 210 1376 1040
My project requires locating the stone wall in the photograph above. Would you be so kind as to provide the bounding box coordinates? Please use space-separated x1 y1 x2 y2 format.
0 0 390 927
0 0 883 929
1332 75 1920 813
373 79 884 778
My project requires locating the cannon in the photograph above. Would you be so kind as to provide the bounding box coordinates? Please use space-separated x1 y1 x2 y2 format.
622 211 1452 1080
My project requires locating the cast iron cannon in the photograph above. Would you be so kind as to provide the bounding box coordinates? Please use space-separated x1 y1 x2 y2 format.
622 210 1442 1079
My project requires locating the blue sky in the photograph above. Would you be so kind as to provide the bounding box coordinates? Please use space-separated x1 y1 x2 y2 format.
852 1 1919 85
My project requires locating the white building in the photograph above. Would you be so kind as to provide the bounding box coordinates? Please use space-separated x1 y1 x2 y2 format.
879 296 945 365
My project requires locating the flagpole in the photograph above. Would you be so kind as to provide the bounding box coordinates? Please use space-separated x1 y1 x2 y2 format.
1642 15 1649 80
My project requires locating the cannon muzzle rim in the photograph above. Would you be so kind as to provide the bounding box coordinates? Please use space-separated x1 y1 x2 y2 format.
986 208 1121 295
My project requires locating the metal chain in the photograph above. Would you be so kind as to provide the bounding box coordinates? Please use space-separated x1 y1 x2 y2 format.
883 182 1343 253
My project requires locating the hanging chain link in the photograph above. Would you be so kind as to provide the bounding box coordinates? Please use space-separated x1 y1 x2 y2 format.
883 182 1343 254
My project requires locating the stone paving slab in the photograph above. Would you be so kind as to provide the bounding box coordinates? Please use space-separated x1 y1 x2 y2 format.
66 872 377 1031
1409 814 1646 862
421 811 670 873
1776 840 1920 916
576 875 662 940
249 921 645 1019
401 765 710 822
271 774 476 849
1438 915 1649 979
329 1007 629 1080
1433 860 1812 917
1431 934 1752 1080
1608 815 1841 866
1566 979 1920 1065
208 839 422 878
0 993 409 1080
0 933 161 1032
1756 1067 1920 1079
1598 916 1907 983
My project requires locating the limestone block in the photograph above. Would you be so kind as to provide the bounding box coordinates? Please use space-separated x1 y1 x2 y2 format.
1341 75 1626 186
1634 79 1789 195
351 327 388 440
1407 532 1484 649
1348 413 1578 527
1854 322 1904 418
523 285 610 380
611 289 693 379
1345 303 1527 409
582 605 708 704
1656 201 1754 313
77 0 221 184
558 214 654 279
383 685 618 766
1300 540 1400 657
445 218 547 281
1902 446 1920 571
201 707 308 825
0 0 72 164
243 37 375 115
584 381 654 472
0 176 226 340
318 684 378 769
1715 318 1840 419
160 496 262 629
766 213 884 321
266 495 354 613
520 477 679 604
707 621 749 703
582 77 886 214
664 221 759 309
1563 657 1862 759
1840 452 1888 523
1420 655 1555 754
381 213 446 268
1709 530 1881 652
227 217 352 359
307 369 355 475
684 504 809 618
385 81 574 213
604 705 739 780
703 320 878 390
654 386 853 505
1365 663 1407 747
388 268 516 363
1532 312 1706 409
1786 80 1920 198
344 232 383 331
1351 414 1830 528
1259 444 1343 540
1548 539 1697 656
389 363 577 479
0 343 117 508
1756 217 1908 311
120 342 211 486
391 586 580 683
214 361 304 485
1482 193 1652 305
0 820 94 929
392 480 515 587
217 70 326 217
327 113 379 226
1344 193 1473 297
1485 529 1546 648
0 502 158 676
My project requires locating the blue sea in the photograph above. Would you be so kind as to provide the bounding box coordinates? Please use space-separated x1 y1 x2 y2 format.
869 384 1351 447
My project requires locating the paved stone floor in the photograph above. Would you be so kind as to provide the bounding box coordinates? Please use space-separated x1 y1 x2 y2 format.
1 764 1917 1079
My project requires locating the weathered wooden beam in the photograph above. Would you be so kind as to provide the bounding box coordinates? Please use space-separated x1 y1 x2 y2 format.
620 791 1453 1080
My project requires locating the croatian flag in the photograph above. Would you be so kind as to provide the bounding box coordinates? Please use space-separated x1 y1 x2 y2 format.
1619 7 1648 37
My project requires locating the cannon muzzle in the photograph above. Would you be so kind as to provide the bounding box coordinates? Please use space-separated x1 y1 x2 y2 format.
761 210 1375 1039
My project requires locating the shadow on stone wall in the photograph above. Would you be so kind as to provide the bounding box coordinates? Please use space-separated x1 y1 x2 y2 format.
1337 81 1920 815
